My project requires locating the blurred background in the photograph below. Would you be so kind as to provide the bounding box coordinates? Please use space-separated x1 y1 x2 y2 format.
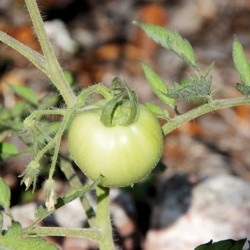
0 0 250 249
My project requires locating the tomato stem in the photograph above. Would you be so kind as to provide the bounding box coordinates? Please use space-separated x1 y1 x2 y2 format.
96 186 116 250
163 96 250 135
59 159 97 227
25 0 76 106
22 226 101 242
72 84 113 110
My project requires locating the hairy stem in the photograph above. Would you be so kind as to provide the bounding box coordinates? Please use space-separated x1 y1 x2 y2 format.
163 96 250 135
23 226 101 243
24 109 67 126
60 159 96 227
48 114 70 180
96 186 115 250
72 84 113 110
0 31 45 73
24 0 76 106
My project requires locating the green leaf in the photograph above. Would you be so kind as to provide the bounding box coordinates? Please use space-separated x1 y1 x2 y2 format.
195 238 247 250
0 177 11 210
233 38 250 86
10 103 26 117
0 222 58 250
0 142 19 160
0 105 10 121
142 63 175 108
10 85 38 106
167 76 211 100
134 21 196 67
0 104 24 132
64 70 74 85
50 71 74 87
145 102 169 118
236 83 250 96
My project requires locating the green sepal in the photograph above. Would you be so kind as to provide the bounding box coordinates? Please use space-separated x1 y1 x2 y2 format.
100 77 138 127
134 21 196 68
19 160 40 192
142 63 175 108
100 94 124 127
121 81 138 126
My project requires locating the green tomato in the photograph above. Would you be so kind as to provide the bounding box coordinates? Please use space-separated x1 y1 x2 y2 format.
68 104 164 187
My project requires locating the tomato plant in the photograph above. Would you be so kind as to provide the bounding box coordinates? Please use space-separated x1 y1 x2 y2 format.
68 103 164 187
1 1 250 249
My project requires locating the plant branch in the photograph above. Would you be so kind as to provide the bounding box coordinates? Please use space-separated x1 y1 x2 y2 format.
163 96 250 135
23 226 101 243
27 177 101 228
0 31 45 73
96 186 115 250
60 159 97 228
48 113 71 180
24 0 76 106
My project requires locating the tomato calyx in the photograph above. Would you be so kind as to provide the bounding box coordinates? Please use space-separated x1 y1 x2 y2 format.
100 77 138 127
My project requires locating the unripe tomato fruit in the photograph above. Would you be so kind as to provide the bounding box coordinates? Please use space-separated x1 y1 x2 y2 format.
68 104 164 187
